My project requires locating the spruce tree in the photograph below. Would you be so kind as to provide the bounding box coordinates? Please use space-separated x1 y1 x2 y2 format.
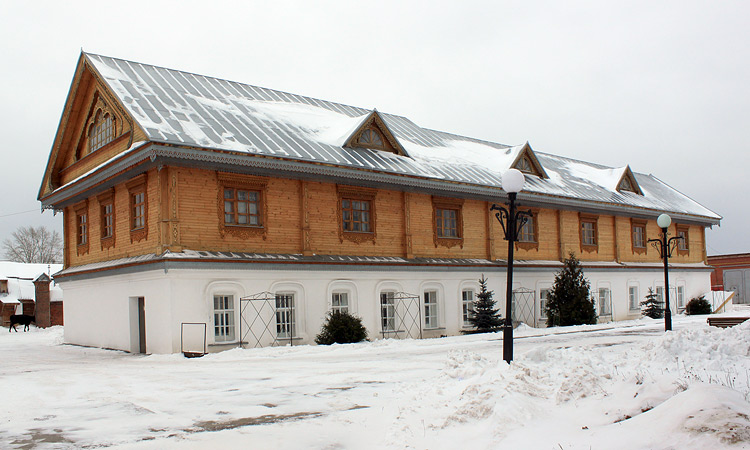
545 253 597 327
640 287 664 319
466 275 503 333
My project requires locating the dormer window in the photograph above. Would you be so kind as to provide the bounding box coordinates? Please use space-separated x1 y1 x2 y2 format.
516 156 534 174
88 110 114 154
619 177 633 192
615 166 643 195
356 128 385 150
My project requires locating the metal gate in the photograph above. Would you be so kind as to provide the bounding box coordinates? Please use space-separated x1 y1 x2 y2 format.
511 288 538 327
238 291 296 349
380 291 422 340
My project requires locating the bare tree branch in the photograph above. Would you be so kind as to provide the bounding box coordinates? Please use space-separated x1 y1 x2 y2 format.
2 226 63 264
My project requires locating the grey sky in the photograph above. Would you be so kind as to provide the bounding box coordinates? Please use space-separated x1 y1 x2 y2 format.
1 1 747 256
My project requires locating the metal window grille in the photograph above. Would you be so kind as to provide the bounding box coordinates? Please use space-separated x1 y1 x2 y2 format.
379 291 422 340
238 291 297 348
511 288 538 327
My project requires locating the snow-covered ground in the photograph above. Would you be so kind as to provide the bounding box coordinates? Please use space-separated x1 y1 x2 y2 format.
2 315 750 449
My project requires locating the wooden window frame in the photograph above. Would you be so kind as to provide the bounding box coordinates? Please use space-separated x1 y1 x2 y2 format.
337 186 377 244
631 219 647 255
356 128 386 150
516 209 539 251
97 189 115 250
87 109 116 154
126 174 148 243
579 213 599 252
432 197 464 249
676 224 689 255
74 200 89 255
217 173 269 240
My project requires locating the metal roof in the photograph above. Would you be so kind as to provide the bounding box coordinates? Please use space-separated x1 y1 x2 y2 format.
84 53 720 223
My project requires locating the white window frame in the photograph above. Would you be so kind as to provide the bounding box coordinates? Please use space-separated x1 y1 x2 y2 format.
628 285 640 312
677 285 685 309
213 294 236 343
598 287 612 316
331 291 349 314
424 290 439 329
275 292 295 339
539 288 550 319
461 289 475 327
380 291 396 332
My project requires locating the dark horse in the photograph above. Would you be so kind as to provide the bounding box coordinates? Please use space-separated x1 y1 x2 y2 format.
9 314 35 332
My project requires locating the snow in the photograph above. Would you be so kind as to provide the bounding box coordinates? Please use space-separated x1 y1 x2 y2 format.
404 140 523 177
2 316 749 449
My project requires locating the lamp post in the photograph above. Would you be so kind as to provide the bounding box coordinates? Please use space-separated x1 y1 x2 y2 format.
647 213 683 332
490 169 532 363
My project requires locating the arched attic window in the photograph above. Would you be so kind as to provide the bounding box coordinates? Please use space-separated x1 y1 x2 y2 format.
88 110 115 154
356 128 385 150
516 155 534 174
619 177 634 192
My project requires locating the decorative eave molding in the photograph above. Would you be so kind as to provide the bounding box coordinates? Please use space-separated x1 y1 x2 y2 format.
39 143 721 227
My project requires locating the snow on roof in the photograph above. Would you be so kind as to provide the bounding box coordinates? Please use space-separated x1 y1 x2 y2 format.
0 261 61 280
84 53 720 222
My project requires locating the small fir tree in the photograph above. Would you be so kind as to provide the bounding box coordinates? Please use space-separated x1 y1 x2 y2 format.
466 275 503 333
545 253 597 327
315 311 368 345
685 295 712 315
640 287 664 319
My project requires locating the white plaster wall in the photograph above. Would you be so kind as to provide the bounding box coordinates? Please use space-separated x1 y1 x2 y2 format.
60 265 711 354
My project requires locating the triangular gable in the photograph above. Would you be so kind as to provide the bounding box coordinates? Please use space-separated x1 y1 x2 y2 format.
510 142 548 179
343 110 409 157
38 52 140 201
615 165 643 195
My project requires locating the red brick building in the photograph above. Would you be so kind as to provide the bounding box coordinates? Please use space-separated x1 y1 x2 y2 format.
708 253 750 305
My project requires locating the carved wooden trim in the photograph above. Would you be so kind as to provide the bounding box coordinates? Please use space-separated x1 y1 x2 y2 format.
337 185 377 244
579 213 599 253
97 188 116 250
404 192 413 258
74 90 123 161
432 196 464 249
73 200 89 255
127 173 148 243
630 218 647 255
217 172 268 241
301 181 312 255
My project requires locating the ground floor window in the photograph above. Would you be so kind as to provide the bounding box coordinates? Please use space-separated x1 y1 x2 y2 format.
539 288 550 319
424 290 438 329
677 286 685 309
628 286 640 311
598 288 611 316
275 293 295 339
462 289 474 327
332 292 349 314
213 295 235 342
380 292 395 332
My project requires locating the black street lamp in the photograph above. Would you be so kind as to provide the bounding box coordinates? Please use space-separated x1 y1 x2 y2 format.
490 169 532 363
648 213 683 332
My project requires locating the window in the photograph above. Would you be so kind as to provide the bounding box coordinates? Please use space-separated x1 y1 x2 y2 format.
0 280 8 294
342 198 372 232
598 288 611 316
275 293 295 339
338 186 377 243
462 289 475 327
332 292 349 314
518 214 535 243
97 190 115 248
677 286 685 309
380 291 396 332
516 156 534 174
77 211 88 246
127 174 148 242
424 291 438 329
656 287 664 306
88 110 115 154
224 188 262 226
213 295 236 342
539 288 550 319
632 220 646 253
629 286 640 311
580 215 598 250
357 128 384 149
676 225 689 254
432 197 464 248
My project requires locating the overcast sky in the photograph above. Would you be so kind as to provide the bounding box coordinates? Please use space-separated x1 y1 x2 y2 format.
1 1 747 256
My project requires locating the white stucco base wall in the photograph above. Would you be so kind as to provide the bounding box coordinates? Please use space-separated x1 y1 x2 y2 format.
57 264 712 354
